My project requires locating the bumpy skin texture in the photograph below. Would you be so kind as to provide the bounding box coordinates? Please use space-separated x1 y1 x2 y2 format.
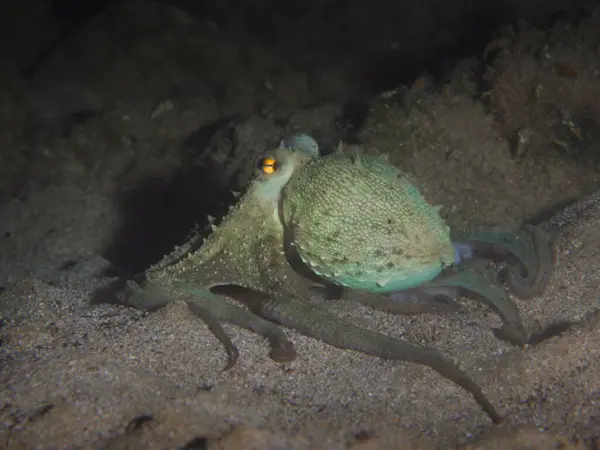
281 152 456 292
127 135 555 425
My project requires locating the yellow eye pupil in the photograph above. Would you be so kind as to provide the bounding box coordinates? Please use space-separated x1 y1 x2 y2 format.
261 157 277 174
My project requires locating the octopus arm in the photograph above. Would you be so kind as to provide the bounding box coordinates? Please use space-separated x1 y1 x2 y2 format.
505 225 556 298
423 263 529 345
127 280 296 369
232 281 503 424
454 225 556 299
329 285 461 315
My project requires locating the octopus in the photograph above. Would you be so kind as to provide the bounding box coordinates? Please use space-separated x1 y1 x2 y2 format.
125 133 555 424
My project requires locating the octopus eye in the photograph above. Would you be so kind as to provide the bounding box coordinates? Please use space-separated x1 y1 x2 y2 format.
258 156 278 175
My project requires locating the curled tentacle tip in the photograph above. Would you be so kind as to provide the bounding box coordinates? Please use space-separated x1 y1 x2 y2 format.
222 347 240 371
482 403 506 425
506 226 557 299
491 414 506 425
269 341 297 363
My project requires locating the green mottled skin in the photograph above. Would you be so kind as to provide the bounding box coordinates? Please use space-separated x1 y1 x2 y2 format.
282 152 455 292
125 136 556 425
